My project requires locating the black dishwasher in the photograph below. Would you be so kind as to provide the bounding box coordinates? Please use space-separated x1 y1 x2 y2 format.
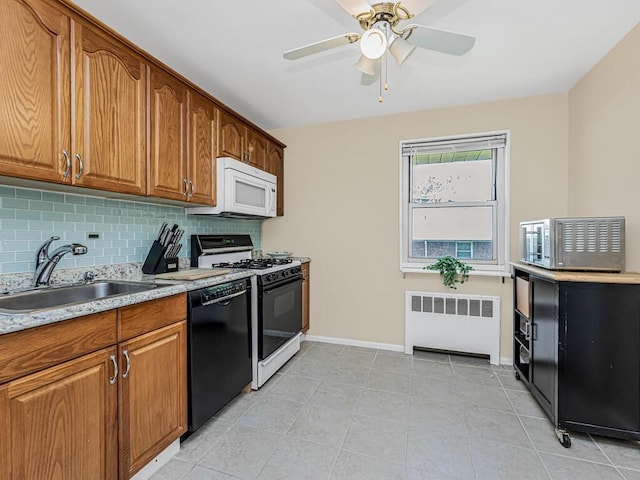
186 279 251 432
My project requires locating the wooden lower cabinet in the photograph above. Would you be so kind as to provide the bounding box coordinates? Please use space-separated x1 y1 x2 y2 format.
0 347 119 480
302 262 310 333
118 320 187 479
0 295 187 480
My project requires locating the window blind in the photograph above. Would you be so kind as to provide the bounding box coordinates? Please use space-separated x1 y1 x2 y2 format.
402 134 507 156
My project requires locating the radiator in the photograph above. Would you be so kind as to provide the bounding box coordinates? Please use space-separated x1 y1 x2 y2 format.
405 291 500 365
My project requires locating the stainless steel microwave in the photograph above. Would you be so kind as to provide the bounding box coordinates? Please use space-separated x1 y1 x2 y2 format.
519 217 625 271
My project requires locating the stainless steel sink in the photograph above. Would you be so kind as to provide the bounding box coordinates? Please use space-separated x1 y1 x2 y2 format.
0 280 159 314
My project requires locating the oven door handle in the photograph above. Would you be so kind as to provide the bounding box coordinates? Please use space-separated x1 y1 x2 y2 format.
202 289 247 306
262 276 302 293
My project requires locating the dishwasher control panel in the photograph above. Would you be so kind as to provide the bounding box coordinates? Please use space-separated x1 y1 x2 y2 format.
200 280 246 305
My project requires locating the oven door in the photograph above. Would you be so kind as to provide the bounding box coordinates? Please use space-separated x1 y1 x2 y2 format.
258 276 303 360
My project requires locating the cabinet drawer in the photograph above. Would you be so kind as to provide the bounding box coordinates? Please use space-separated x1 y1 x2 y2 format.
118 294 186 341
516 276 531 317
0 310 117 384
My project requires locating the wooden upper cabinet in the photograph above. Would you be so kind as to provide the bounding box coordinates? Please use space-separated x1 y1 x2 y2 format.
0 347 118 480
218 109 245 161
0 0 71 183
118 321 187 479
72 21 147 195
246 128 268 170
148 67 189 201
267 143 284 216
187 90 217 205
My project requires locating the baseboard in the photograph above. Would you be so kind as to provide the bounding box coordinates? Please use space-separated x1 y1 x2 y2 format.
303 334 404 353
131 439 180 480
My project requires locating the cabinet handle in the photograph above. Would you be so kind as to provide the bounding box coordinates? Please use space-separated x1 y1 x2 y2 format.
524 321 531 341
122 349 131 378
75 153 84 179
188 180 194 198
61 150 71 178
109 354 118 385
183 178 188 197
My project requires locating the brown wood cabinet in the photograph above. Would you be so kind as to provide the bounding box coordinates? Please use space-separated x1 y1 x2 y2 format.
0 347 119 480
0 0 71 183
72 20 147 195
266 143 285 216
0 294 187 480
148 67 217 205
187 90 217 205
302 262 310 333
0 0 285 211
118 321 187 479
0 0 147 194
219 110 270 170
148 67 189 202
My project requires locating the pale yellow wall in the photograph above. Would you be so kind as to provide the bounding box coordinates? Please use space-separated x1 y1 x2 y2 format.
263 95 569 356
568 24 640 270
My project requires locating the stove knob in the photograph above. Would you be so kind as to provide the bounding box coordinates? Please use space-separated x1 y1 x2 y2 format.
282 270 289 277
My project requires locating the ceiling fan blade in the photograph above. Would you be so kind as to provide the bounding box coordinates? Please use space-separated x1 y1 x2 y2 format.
283 33 360 60
405 25 475 55
398 0 439 17
334 0 372 17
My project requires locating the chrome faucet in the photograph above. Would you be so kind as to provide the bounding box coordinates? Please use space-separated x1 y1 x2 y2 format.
34 236 88 286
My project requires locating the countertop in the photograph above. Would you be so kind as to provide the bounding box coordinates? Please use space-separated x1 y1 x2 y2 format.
0 270 254 336
510 261 640 284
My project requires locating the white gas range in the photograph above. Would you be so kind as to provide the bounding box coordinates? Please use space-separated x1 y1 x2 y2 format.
191 234 303 389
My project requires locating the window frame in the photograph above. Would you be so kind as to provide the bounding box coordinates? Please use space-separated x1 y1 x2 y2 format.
399 130 510 276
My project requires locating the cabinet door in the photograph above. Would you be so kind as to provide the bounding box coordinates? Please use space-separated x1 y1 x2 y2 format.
73 21 146 194
560 283 640 433
0 347 118 480
188 90 217 205
148 67 189 201
302 262 310 332
218 110 245 161
118 321 187 479
0 0 71 183
267 143 284 216
246 128 268 170
530 276 558 415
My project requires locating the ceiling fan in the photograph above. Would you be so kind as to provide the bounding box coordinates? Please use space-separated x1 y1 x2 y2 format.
283 0 476 102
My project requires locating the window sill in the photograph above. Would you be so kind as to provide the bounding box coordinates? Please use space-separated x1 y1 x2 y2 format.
400 266 512 278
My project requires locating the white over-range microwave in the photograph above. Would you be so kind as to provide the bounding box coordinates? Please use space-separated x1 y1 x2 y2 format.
186 157 277 218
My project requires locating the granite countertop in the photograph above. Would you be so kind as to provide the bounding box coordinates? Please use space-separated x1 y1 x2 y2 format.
292 257 311 263
0 270 254 336
510 261 640 284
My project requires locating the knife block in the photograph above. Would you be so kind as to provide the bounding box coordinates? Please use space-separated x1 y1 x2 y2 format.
142 240 179 274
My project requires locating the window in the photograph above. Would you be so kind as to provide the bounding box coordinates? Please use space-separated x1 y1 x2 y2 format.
400 132 509 273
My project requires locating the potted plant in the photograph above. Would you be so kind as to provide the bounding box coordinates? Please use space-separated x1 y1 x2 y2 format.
426 256 473 289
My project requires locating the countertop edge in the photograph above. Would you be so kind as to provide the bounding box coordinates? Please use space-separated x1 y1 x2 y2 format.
510 261 640 284
0 271 254 335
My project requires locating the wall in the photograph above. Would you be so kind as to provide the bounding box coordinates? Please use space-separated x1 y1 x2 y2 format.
568 24 640 270
263 94 569 356
0 185 261 274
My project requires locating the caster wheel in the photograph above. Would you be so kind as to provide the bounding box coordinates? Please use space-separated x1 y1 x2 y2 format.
560 434 571 448
514 371 521 381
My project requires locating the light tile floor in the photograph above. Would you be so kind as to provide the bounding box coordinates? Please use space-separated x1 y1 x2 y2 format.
151 341 640 480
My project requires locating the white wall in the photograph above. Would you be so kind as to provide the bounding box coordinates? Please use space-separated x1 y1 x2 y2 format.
263 94 569 355
569 24 640 270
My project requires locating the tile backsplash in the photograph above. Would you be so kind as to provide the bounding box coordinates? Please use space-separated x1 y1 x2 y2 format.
0 186 262 274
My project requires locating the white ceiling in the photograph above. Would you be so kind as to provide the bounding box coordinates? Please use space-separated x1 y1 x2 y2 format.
71 0 640 130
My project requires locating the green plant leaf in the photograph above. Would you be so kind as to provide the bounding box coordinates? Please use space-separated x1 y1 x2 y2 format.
425 255 473 289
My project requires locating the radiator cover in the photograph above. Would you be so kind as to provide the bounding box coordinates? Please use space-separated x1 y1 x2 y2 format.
405 291 501 365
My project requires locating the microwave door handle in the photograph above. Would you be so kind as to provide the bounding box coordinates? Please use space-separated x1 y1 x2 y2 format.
269 185 276 213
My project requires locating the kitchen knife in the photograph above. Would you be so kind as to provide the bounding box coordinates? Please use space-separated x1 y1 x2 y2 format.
156 222 168 242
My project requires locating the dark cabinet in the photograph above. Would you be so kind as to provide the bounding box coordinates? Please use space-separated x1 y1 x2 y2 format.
513 265 640 445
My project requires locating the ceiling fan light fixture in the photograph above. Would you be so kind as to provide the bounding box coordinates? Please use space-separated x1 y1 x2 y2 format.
389 35 416 65
360 28 388 59
355 54 378 76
